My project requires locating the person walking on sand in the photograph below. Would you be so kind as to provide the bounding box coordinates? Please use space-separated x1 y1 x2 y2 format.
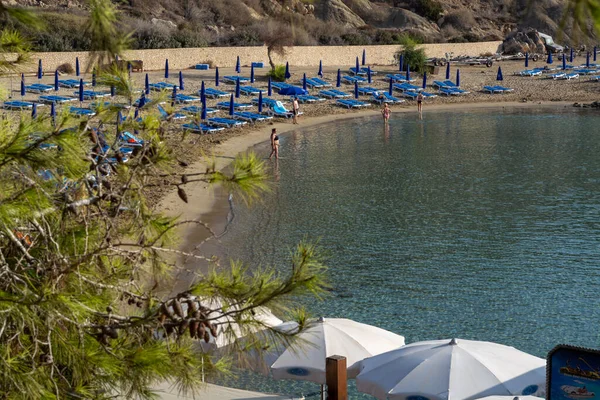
269 128 279 160
292 96 300 124
416 92 424 119
381 103 391 123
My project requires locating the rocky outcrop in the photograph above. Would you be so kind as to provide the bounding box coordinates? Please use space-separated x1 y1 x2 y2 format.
314 0 366 28
387 9 441 39
501 29 546 54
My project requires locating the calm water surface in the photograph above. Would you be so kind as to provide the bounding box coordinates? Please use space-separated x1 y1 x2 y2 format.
213 107 600 397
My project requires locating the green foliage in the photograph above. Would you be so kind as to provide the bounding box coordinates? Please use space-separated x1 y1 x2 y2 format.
415 0 443 21
563 0 600 36
396 35 427 74
267 65 287 82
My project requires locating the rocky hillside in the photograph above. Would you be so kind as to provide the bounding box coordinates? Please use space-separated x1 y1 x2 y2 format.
4 0 597 51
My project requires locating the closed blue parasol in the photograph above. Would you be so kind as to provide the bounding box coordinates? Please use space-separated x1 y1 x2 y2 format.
586 51 590 67
50 102 56 124
117 110 123 125
75 57 80 76
336 69 341 87
165 59 169 79
172 85 177 104
37 59 42 79
145 73 150 94
134 108 139 119
201 94 207 121
138 92 146 108
250 64 255 83
215 67 220 86
318 60 323 77
268 76 272 96
497 66 503 80
110 85 115 97
367 66 372 84
562 54 566 70
235 78 240 98
362 49 366 66
228 93 234 116
78 79 84 103
179 71 184 91
355 57 360 74
547 51 553 64
285 62 291 80
570 47 574 63
525 52 529 67
594 46 597 62
278 85 307 96
388 77 393 95
128 62 132 76
399 54 404 72
257 90 263 113
92 70 96 86
20 79 25 97
354 81 358 99
406 64 410 81
200 81 205 103
445 61 450 79
302 73 307 91
422 71 427 89
54 70 59 91
456 69 460 86
31 103 37 119
235 56 241 74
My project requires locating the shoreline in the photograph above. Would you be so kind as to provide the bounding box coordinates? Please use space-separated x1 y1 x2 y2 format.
159 100 581 291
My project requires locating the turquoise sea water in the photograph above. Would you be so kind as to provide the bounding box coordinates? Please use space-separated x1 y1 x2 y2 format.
213 107 600 398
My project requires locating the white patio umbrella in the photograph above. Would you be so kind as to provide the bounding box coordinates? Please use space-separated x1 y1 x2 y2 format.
356 338 546 400
254 317 406 385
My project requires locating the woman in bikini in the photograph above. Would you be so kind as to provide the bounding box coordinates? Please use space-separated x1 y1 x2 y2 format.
269 128 279 160
417 92 424 119
381 103 391 123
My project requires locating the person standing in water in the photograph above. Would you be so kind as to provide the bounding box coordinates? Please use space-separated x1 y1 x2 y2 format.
416 92 424 120
381 103 391 123
269 128 279 160
292 97 300 125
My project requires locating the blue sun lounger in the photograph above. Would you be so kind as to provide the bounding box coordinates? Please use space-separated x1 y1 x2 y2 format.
207 117 247 127
492 85 513 93
239 86 265 96
59 79 91 88
69 107 96 117
483 86 503 93
233 111 273 122
439 87 468 96
336 99 371 108
90 101 130 110
216 101 252 110
157 105 187 120
357 86 379 95
393 83 422 92
303 78 324 88
349 67 377 76
183 123 224 134
432 80 451 88
563 73 580 80
311 77 332 87
173 94 201 103
575 69 598 75
548 72 566 80
2 100 36 110
221 76 250 84
402 91 437 99
371 93 405 104
270 82 291 90
25 84 54 94
588 75 600 81
251 97 276 106
73 90 111 100
118 131 144 148
518 69 543 77
181 105 218 115
39 95 76 104
341 75 367 84
294 94 326 103
203 88 229 98
267 100 295 118
319 89 351 98
149 82 179 91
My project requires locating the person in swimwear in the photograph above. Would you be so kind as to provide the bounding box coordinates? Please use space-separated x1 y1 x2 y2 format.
381 103 391 123
269 128 279 160
417 91 424 119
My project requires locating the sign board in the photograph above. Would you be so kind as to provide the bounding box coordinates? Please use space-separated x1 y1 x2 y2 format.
548 345 600 400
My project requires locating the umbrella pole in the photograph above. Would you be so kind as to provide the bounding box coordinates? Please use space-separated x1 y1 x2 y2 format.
321 384 324 400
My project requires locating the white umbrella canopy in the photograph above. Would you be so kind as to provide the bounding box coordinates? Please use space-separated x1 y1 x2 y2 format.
255 317 406 384
356 338 546 400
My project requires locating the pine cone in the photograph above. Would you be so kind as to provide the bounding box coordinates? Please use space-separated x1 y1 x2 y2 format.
172 299 184 318
179 319 190 335
189 321 199 338
177 187 188 203
181 175 188 184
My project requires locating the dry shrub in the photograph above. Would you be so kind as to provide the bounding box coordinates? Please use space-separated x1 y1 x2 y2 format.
443 9 477 30
198 60 216 68
57 63 74 74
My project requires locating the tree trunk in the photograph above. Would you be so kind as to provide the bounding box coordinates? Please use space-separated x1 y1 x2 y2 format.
267 47 276 70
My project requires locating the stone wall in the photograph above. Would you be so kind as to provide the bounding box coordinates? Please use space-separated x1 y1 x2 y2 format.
26 42 502 73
